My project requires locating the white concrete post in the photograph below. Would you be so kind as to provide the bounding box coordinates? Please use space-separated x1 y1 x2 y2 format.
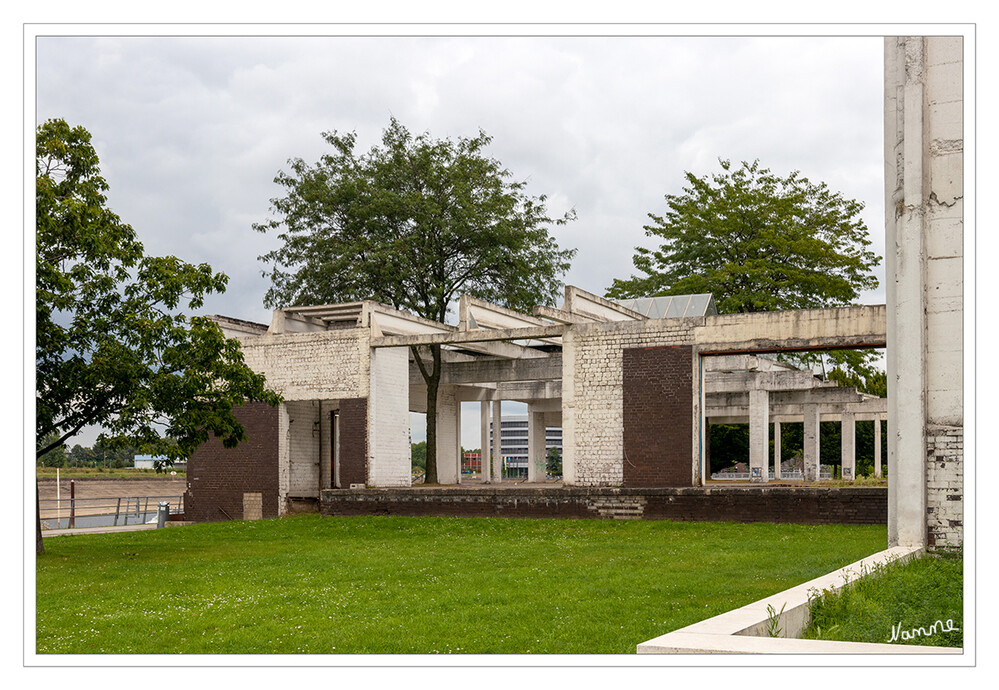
492 400 503 482
527 405 545 483
875 414 883 478
749 388 769 483
773 420 782 480
435 385 459 485
841 411 856 481
455 402 463 484
804 404 821 482
480 401 491 484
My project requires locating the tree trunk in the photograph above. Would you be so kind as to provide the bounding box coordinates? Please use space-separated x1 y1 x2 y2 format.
417 344 443 485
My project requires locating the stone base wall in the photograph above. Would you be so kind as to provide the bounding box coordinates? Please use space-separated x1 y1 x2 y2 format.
319 486 886 525
926 425 963 548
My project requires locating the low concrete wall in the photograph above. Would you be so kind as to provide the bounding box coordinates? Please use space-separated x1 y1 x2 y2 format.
637 546 961 654
319 485 886 525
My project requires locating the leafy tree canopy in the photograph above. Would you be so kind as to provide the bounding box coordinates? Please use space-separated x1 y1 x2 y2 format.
255 118 575 482
607 159 880 313
607 159 882 378
36 118 281 465
255 117 576 321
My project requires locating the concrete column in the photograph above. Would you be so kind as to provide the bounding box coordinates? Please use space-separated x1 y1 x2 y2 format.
773 420 782 481
480 401 491 484
875 415 883 478
435 385 459 485
748 388 769 483
527 405 546 483
804 404 820 482
492 400 503 482
841 411 856 482
455 400 463 485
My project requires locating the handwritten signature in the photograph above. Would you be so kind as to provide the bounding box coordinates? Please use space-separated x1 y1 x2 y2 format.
889 618 960 643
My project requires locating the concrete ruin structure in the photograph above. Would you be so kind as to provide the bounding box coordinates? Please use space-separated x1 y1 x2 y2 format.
185 35 963 550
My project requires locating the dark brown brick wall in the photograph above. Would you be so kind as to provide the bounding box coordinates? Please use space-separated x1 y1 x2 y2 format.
337 397 368 487
623 346 693 487
184 402 280 522
319 486 887 525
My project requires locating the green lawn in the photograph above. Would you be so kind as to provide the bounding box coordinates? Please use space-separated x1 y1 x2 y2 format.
37 514 886 654
802 549 963 647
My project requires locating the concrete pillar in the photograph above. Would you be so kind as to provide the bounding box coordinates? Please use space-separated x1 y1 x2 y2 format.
435 385 459 485
748 388 769 483
841 411 856 482
480 401 491 484
527 405 545 482
492 400 503 482
455 398 463 484
875 415 883 478
804 404 820 482
773 420 782 481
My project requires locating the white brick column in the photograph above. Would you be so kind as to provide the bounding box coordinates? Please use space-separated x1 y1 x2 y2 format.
841 411 856 481
492 400 503 482
773 420 782 480
480 401 491 483
804 404 821 482
749 388 769 483
367 347 410 487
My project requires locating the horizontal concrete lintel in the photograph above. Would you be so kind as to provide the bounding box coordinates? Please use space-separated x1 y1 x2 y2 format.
373 324 568 348
695 305 887 355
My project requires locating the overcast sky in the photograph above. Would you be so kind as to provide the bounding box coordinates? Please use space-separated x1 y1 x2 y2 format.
34 32 887 447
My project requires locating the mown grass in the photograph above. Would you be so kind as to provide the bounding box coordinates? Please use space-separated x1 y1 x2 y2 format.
37 514 886 654
37 467 185 480
802 549 963 647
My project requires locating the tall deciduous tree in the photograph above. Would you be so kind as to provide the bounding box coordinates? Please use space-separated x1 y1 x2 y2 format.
607 159 879 310
607 159 882 375
255 118 575 483
36 119 281 552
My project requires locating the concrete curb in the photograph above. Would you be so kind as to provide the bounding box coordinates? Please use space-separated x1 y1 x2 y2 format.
637 546 962 654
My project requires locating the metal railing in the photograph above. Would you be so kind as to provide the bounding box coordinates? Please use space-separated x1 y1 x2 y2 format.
38 494 185 529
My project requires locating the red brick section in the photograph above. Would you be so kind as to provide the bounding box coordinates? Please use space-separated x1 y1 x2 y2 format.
184 402 279 522
337 397 368 487
623 346 693 487
319 487 887 525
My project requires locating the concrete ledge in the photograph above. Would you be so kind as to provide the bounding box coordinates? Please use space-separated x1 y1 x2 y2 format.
637 546 961 654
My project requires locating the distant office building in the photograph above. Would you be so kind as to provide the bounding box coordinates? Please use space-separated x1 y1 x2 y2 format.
488 414 562 478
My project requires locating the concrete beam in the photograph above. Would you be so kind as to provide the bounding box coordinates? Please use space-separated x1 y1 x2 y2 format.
563 285 646 322
695 305 887 355
532 305 600 324
452 381 562 403
411 354 563 386
372 324 568 349
705 370 830 394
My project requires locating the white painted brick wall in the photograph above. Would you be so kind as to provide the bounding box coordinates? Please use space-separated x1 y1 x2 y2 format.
564 319 697 486
239 329 369 401
926 425 963 548
368 347 411 487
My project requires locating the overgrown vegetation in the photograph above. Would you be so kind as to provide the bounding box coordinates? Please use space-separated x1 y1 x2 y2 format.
37 515 885 654
803 550 962 647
